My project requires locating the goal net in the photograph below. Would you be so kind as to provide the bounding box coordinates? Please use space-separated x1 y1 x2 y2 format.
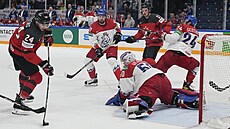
199 34 230 129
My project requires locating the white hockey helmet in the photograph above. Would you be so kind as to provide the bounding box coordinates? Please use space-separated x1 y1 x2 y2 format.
120 51 136 66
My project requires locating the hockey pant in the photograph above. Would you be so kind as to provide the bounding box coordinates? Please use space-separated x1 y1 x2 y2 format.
155 50 200 83
137 73 174 114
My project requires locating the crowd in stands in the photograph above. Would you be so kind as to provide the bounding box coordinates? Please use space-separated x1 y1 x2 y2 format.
0 0 193 29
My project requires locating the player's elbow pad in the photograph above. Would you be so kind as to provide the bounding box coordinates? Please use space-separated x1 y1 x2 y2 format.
164 33 181 43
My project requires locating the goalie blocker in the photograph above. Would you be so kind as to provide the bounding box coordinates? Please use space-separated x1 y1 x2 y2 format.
105 51 199 119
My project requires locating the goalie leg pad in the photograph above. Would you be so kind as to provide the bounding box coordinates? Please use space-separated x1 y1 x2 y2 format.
124 97 152 119
172 88 199 109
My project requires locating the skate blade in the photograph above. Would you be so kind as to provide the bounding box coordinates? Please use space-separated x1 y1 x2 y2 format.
12 109 29 115
84 84 98 87
22 99 33 103
128 112 149 119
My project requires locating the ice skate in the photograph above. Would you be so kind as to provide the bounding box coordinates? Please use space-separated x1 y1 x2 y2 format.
182 81 196 91
22 95 34 103
12 94 30 115
84 76 98 87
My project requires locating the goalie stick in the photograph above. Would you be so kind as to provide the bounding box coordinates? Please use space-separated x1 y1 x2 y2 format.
209 81 230 92
0 94 45 114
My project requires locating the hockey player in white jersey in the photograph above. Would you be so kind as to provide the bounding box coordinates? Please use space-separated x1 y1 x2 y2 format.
155 15 199 91
84 9 122 86
105 51 199 119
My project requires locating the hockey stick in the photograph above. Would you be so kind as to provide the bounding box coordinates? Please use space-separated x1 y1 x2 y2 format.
66 55 98 79
121 37 163 42
65 40 117 79
0 94 45 114
137 27 159 35
42 44 51 126
121 38 152 41
209 81 230 92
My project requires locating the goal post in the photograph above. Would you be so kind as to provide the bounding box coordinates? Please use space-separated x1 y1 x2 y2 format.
199 34 230 128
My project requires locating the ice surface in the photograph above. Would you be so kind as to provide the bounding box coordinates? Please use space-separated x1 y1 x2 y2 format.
0 44 201 129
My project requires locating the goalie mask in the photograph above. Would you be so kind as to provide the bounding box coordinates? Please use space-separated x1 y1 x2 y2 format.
120 51 136 66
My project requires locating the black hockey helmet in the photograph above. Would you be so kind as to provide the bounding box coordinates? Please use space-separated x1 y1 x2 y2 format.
34 10 50 24
141 3 150 9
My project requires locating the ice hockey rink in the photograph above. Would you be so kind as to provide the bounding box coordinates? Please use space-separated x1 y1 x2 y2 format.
0 44 202 129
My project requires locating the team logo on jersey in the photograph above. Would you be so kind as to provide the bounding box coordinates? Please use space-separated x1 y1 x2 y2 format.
121 71 125 77
100 32 111 48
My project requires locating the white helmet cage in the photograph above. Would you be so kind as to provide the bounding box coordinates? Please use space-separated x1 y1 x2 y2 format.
120 51 136 66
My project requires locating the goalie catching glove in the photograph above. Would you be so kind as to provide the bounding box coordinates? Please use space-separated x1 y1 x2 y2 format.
113 32 122 44
44 30 53 47
105 89 127 106
39 60 54 76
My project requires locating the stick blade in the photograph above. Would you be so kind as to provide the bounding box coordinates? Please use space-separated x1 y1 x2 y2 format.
33 107 46 114
65 73 74 79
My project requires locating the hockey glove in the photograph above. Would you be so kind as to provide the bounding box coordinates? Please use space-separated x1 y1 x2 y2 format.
44 30 53 46
39 60 54 76
113 32 122 44
125 36 136 43
44 37 53 47
95 48 104 58
105 89 126 106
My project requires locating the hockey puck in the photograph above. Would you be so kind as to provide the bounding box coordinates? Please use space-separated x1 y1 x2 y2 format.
43 122 49 126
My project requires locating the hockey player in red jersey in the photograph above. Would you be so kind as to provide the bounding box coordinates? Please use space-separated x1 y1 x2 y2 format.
105 51 199 119
125 4 172 66
155 15 199 91
8 10 54 114
84 9 122 86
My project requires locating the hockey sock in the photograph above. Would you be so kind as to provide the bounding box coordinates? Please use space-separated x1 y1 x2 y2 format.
113 67 120 81
19 71 29 87
186 71 195 83
87 68 96 79
108 57 120 81
20 72 42 99
85 57 97 79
